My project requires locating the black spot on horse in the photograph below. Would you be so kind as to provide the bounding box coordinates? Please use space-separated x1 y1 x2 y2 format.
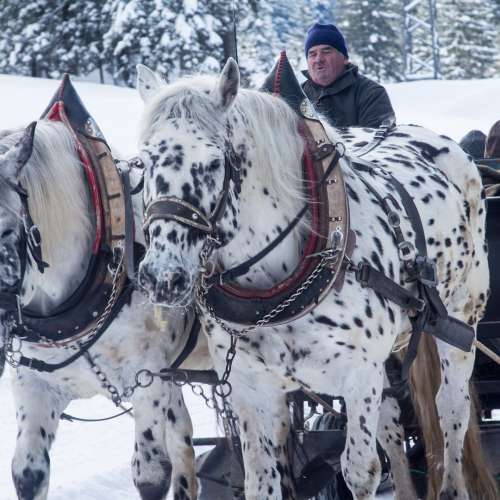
409 140 449 163
155 175 169 195
143 429 154 441
152 225 161 238
167 229 178 243
167 408 176 423
316 315 337 327
346 184 360 203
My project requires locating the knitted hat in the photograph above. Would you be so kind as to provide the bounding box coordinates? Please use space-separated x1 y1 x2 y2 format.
305 23 348 58
459 130 486 158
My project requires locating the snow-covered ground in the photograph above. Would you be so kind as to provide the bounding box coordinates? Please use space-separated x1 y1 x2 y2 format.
0 73 499 499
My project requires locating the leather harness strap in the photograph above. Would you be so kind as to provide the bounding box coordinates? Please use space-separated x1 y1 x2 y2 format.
2 76 137 376
348 158 474 388
143 152 237 242
351 117 396 158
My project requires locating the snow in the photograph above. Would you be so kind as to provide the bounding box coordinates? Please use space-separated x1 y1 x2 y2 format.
0 72 499 499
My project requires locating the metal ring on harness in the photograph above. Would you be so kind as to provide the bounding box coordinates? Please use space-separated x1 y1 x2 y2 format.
387 211 401 229
135 369 154 388
214 380 232 398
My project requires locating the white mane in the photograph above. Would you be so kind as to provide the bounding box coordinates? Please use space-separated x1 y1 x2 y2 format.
139 75 307 218
0 120 93 309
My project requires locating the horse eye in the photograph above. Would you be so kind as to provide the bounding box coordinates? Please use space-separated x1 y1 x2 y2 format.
1 229 14 239
209 159 221 171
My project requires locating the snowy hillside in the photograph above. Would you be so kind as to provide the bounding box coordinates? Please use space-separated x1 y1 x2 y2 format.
0 73 499 500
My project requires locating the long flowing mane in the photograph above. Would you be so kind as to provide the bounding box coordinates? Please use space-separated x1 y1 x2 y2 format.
0 120 93 270
139 75 307 218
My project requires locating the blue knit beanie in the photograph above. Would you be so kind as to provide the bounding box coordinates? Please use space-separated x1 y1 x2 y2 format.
305 23 348 58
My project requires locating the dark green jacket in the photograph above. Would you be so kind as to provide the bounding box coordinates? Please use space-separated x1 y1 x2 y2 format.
301 64 395 128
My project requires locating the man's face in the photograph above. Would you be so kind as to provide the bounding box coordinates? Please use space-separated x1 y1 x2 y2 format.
307 44 348 87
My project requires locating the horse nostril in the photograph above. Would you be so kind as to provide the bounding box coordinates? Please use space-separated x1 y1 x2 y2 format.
1 229 13 239
164 271 184 291
139 264 157 289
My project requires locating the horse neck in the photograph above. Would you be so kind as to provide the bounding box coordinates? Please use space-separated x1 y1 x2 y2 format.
219 95 309 287
21 121 94 314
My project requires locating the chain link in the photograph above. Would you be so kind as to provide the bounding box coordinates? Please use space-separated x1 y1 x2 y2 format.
197 254 332 339
83 354 219 411
195 245 342 398
188 382 215 410
4 243 126 362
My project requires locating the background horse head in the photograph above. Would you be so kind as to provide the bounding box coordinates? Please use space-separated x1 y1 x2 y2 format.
0 121 93 313
0 125 34 290
0 120 201 500
136 59 498 500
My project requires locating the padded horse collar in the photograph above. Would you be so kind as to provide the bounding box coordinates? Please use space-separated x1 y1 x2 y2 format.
199 51 354 326
4 75 133 357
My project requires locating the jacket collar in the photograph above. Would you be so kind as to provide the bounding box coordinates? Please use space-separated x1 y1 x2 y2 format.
302 63 359 96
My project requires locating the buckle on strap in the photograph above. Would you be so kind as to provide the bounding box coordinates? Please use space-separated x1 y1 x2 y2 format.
414 255 438 288
355 262 371 287
398 241 415 261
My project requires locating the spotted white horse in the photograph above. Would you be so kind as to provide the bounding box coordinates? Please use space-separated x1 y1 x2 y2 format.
0 121 204 500
136 59 495 500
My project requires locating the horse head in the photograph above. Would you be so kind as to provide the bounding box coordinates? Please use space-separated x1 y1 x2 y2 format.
137 59 241 307
0 123 36 289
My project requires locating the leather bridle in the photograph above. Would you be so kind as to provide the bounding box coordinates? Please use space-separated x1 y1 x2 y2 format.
142 149 240 244
0 125 48 325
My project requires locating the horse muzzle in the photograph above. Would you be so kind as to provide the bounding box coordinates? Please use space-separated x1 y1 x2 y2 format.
139 261 193 307
0 242 21 288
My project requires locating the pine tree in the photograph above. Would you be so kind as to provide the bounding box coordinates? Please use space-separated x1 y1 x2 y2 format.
0 1 108 79
0 1 59 77
337 0 404 82
56 1 109 80
238 1 278 77
438 0 498 79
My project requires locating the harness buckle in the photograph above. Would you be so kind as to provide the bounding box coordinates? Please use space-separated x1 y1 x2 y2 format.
398 241 415 261
28 225 42 248
355 263 371 288
387 211 400 228
414 255 438 288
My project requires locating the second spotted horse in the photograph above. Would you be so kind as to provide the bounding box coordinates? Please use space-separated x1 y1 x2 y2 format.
135 55 498 500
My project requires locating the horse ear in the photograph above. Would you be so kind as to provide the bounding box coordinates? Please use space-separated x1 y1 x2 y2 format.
215 57 239 110
16 121 36 175
136 64 161 102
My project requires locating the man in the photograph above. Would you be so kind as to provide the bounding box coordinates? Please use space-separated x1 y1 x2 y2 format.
302 23 395 128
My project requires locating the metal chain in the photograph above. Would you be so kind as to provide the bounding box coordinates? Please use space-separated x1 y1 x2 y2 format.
188 382 215 410
4 244 126 367
197 253 335 339
66 244 126 351
83 352 219 410
195 247 341 399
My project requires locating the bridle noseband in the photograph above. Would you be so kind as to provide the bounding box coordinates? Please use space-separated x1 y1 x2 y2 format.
142 149 240 244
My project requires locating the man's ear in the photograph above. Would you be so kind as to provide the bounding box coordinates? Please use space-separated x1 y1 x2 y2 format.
136 64 161 102
213 57 240 111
